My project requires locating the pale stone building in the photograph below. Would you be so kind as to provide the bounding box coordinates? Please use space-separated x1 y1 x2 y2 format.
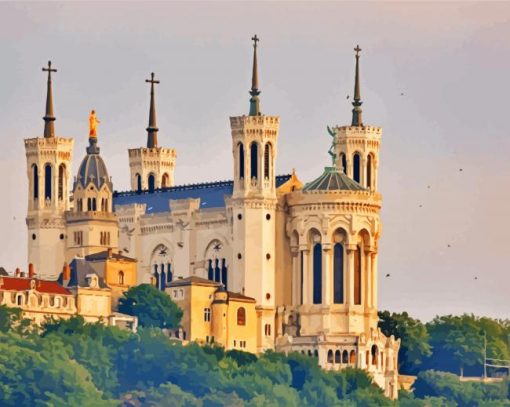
24 41 399 398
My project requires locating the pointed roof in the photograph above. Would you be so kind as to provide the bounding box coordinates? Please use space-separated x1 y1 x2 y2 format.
42 61 57 138
277 169 303 194
249 35 261 116
351 45 363 126
303 167 366 192
146 72 160 148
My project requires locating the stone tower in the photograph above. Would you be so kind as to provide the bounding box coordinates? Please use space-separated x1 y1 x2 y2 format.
230 35 279 352
65 130 118 261
333 45 381 191
25 61 74 279
128 73 177 192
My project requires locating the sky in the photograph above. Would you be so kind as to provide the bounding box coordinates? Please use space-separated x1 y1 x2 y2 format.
0 2 509 322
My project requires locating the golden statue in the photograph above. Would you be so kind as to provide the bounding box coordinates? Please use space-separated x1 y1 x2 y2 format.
89 110 100 138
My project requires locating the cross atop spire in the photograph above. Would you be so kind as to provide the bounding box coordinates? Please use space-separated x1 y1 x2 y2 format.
249 34 261 116
42 60 57 138
351 45 363 126
145 72 160 148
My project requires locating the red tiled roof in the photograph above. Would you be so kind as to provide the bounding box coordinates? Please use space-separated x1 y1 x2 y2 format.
0 277 72 295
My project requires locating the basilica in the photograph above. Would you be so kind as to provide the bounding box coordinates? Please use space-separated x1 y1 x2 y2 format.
24 38 400 398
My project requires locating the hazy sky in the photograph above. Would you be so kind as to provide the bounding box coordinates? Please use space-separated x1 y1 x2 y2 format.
1 2 509 321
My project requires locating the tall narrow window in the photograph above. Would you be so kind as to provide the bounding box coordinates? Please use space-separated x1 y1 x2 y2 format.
333 243 344 304
160 263 166 290
44 164 52 201
33 164 39 199
264 143 271 179
58 164 65 201
118 271 124 285
239 143 245 179
214 259 220 283
221 258 227 289
354 245 362 305
313 243 322 304
162 173 169 188
92 198 97 211
154 264 159 289
208 260 213 281
250 143 258 179
353 153 361 183
340 153 347 174
136 173 142 193
367 155 372 189
237 307 246 325
148 174 155 193
167 263 173 283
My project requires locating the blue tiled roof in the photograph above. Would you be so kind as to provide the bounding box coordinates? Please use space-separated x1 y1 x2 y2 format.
113 175 291 214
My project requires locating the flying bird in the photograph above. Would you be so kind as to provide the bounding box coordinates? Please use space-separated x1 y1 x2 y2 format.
427 185 431 189
400 92 404 96
474 276 478 280
459 168 463 172
346 95 350 99
385 274 391 278
447 244 451 248
419 205 423 208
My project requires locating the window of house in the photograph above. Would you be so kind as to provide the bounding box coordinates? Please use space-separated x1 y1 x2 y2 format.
264 324 271 336
204 308 211 322
237 307 246 326
118 271 124 285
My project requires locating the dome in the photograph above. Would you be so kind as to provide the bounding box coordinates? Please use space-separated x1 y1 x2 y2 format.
303 167 366 192
75 138 112 190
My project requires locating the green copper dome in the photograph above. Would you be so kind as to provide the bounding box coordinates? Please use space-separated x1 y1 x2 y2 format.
303 167 366 192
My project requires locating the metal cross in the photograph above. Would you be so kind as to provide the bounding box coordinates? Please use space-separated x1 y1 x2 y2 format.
354 45 362 56
252 34 259 48
42 60 57 74
146 72 160 86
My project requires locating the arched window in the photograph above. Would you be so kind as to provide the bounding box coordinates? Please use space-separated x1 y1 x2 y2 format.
264 143 271 179
162 173 169 188
335 350 341 363
342 350 349 364
371 345 378 366
238 143 245 179
237 307 246 326
17 295 22 306
77 198 83 212
136 173 142 193
148 174 155 193
58 164 65 201
33 164 39 199
92 198 97 211
350 350 356 365
354 245 362 305
160 264 166 290
87 197 92 211
208 260 213 281
327 350 334 363
367 154 372 189
214 259 220 283
154 264 159 289
313 243 322 304
221 258 228 289
167 263 173 283
250 142 258 179
118 271 124 285
333 243 344 304
339 153 347 174
353 153 361 183
44 163 52 201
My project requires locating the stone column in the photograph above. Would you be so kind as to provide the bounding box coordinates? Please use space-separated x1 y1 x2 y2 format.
345 244 356 306
322 243 332 305
371 251 378 309
365 248 373 308
291 247 300 306
300 245 309 305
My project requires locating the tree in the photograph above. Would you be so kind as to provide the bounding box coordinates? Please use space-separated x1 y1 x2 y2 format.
118 284 183 329
378 310 432 374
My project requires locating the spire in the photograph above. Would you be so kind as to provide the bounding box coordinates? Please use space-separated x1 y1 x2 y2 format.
249 35 261 116
351 45 363 127
145 72 160 148
42 61 57 138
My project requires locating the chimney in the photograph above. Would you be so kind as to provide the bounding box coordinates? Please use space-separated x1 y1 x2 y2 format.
107 247 113 258
63 263 71 281
28 263 35 279
15 268 20 277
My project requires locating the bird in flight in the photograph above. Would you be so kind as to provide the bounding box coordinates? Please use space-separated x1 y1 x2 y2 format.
346 95 350 99
385 273 391 278
474 276 478 280
447 244 451 248
459 168 463 172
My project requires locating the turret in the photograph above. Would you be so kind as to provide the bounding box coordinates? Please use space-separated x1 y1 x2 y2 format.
128 73 177 192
